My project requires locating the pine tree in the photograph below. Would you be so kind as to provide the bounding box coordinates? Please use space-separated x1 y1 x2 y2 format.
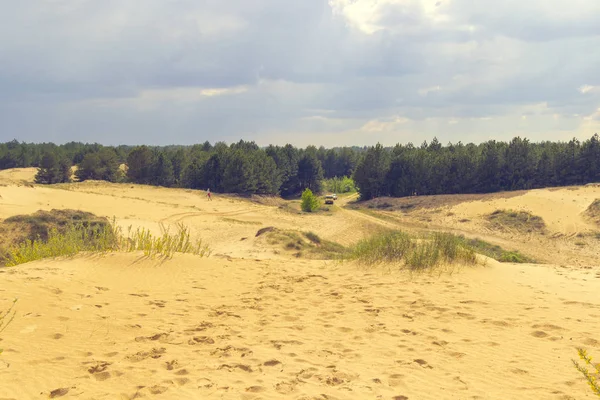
154 153 175 187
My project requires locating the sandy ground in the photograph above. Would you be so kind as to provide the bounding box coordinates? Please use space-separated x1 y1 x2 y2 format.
1 170 599 399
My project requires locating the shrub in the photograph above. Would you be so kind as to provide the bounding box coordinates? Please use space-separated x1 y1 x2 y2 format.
301 188 321 212
573 348 600 397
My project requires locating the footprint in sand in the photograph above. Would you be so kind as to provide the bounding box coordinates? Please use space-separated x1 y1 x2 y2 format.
217 364 253 373
211 346 253 358
413 359 433 369
135 333 169 343
531 331 549 338
245 386 266 393
188 336 215 345
126 347 166 362
148 386 169 395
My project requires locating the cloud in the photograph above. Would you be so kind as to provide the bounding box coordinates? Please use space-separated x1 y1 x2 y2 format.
0 0 599 145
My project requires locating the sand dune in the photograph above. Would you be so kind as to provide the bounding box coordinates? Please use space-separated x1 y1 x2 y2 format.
1 175 599 399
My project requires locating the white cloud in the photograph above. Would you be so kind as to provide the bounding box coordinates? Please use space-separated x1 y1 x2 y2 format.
579 85 598 94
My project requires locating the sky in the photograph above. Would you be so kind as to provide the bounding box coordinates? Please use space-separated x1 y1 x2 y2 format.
1 0 600 147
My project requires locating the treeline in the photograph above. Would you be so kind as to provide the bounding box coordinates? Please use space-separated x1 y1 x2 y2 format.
2 135 600 198
0 139 360 195
353 135 600 199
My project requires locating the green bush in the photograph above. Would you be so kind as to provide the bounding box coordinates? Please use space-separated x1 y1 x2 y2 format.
573 348 600 397
301 188 321 212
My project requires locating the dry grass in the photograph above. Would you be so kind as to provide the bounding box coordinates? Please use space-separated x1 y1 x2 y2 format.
485 209 546 234
583 199 600 226
462 238 536 263
264 229 346 260
2 211 211 266
352 191 524 213
0 299 17 356
0 209 110 264
346 230 477 271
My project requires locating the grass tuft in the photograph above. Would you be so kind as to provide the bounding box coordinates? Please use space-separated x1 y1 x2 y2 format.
573 348 600 397
347 231 476 270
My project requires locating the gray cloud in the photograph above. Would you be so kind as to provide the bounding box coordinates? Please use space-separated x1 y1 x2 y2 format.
0 0 599 145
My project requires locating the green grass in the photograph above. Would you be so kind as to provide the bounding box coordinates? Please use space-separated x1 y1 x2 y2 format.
486 209 546 234
573 348 600 397
460 238 536 263
0 299 17 356
5 221 211 266
346 231 477 271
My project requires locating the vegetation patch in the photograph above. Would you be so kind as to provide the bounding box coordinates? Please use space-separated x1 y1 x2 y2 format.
255 226 276 237
461 238 536 263
263 230 346 260
572 348 600 397
301 189 321 212
0 210 111 264
346 231 477 271
0 299 17 356
1 210 211 266
221 217 261 226
583 199 600 226
485 209 546 234
323 176 356 194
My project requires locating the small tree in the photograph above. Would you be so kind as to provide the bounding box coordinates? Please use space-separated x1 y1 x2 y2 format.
301 188 320 212
35 152 71 184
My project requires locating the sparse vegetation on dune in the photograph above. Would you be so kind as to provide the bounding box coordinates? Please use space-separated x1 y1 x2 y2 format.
0 210 113 264
124 224 211 259
583 199 600 226
220 217 262 226
261 229 346 260
573 348 600 397
2 211 211 266
462 238 536 263
486 209 546 234
0 299 17 355
347 231 477 270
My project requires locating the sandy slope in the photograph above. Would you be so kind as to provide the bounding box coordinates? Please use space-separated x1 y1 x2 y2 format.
1 175 600 399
